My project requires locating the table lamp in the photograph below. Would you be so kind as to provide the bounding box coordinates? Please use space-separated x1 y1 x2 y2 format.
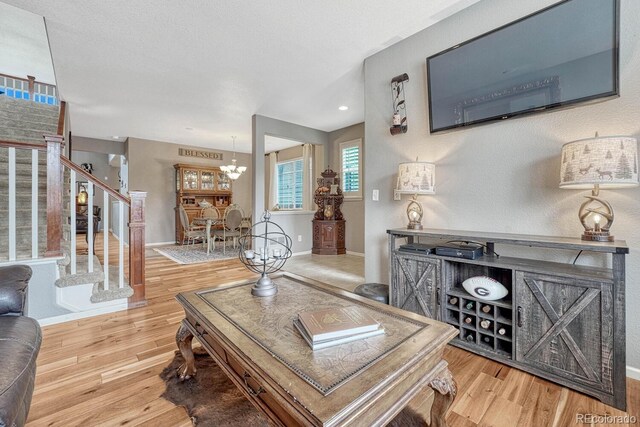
559 134 638 241
394 160 435 230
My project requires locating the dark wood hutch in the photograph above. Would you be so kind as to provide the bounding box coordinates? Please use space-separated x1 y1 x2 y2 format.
312 168 346 255
174 163 232 243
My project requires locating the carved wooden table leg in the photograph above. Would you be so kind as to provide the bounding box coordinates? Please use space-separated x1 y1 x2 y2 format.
428 368 457 427
176 320 196 381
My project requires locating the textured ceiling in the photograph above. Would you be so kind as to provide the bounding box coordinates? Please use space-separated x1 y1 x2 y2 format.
2 0 480 152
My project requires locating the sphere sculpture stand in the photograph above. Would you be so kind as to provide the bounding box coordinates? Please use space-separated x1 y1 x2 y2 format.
238 211 293 297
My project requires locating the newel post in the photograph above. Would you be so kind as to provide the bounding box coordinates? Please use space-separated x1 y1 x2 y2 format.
44 135 64 257
27 75 35 101
128 191 147 307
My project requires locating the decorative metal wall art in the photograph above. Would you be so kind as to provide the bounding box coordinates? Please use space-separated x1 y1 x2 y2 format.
390 73 409 135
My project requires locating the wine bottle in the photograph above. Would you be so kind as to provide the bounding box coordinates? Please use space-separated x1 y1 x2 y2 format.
482 336 491 343
465 333 474 342
498 327 507 336
464 316 473 324
449 297 458 305
481 304 492 313
465 301 474 310
480 319 491 329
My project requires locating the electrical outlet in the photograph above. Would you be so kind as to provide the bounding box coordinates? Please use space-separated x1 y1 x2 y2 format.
394 190 401 201
297 235 302 242
372 189 379 201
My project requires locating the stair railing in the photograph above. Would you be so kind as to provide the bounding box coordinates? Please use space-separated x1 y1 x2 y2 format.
0 135 147 307
0 73 58 105
60 153 147 307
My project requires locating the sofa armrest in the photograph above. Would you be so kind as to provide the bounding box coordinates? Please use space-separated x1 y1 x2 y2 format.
0 265 32 316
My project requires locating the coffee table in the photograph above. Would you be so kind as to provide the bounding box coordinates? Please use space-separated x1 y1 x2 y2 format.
175 273 458 427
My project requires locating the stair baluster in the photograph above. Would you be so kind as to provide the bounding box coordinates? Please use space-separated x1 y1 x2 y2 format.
8 147 16 260
103 191 109 291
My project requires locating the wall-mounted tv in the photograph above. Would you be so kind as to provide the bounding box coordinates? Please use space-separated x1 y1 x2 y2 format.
426 0 619 133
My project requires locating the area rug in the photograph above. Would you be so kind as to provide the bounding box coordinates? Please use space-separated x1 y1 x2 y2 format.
153 244 236 264
160 348 427 426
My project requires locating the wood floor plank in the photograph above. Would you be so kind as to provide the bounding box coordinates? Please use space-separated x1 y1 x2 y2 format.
451 373 501 424
479 396 522 427
496 367 535 406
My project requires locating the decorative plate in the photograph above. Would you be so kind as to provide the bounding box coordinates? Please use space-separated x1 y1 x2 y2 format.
462 276 508 301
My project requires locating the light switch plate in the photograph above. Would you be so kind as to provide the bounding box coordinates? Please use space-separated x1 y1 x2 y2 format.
372 189 379 201
393 190 401 201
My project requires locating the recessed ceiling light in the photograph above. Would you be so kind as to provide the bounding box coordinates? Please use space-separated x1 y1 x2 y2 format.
112 136 120 139
338 106 349 111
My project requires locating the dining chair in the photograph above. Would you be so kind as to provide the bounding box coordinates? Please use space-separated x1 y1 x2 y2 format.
213 205 244 254
178 205 206 245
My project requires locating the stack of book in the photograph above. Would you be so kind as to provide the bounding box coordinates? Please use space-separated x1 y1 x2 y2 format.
294 306 385 350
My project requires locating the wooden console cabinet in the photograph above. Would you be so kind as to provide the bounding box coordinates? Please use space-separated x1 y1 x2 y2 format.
387 228 628 410
312 220 346 255
174 163 232 243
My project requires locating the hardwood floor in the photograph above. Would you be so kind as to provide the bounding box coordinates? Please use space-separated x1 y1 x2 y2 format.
26 237 639 426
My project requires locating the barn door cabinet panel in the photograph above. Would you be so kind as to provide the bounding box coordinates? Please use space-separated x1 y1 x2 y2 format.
386 228 627 410
390 251 440 319
514 271 614 399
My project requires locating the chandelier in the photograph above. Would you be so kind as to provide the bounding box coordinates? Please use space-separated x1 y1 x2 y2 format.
220 136 247 180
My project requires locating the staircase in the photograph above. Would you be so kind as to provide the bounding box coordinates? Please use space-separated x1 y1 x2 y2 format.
0 95 146 319
0 96 55 260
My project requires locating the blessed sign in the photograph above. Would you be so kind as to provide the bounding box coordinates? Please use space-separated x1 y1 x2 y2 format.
178 148 223 160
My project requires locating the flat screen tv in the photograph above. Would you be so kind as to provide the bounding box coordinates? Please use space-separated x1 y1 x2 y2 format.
426 0 619 133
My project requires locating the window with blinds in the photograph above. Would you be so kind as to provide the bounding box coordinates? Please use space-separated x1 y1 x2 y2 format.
277 158 304 209
340 139 362 199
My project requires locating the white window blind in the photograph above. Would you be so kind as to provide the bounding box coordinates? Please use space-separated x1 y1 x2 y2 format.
277 158 304 209
340 139 362 199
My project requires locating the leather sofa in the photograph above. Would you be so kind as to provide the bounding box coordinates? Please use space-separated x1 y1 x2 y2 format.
0 265 41 427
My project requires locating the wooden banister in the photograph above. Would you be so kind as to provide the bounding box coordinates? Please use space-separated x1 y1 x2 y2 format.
60 156 131 205
44 135 64 257
0 139 47 150
128 191 147 307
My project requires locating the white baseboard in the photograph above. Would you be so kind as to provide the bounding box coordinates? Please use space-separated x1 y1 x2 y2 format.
37 302 129 326
145 241 175 247
627 365 640 380
292 250 312 257
346 251 365 257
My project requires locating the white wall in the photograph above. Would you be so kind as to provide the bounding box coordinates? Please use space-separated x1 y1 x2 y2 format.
0 3 56 84
364 0 640 372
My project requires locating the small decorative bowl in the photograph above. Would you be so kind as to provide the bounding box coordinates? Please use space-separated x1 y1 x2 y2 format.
198 200 212 208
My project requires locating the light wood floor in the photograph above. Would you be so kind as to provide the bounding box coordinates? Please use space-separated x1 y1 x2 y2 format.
26 235 639 426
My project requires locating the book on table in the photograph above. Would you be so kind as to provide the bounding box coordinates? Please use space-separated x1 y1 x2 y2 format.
294 318 385 350
295 305 383 349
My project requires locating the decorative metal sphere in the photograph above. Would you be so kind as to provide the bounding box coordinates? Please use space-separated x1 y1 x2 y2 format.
238 211 293 297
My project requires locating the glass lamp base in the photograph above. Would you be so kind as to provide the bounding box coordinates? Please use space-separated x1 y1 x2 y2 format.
581 230 614 242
